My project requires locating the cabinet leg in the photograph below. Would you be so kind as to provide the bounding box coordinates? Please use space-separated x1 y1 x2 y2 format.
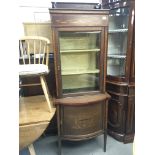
104 130 107 152
58 136 61 155
103 99 109 152
57 105 61 155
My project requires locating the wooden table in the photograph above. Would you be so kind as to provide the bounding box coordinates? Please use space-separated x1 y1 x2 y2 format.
19 95 56 151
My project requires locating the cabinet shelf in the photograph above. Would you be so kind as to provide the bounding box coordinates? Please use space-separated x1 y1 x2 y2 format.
108 54 126 58
60 48 100 53
62 69 100 75
109 29 128 33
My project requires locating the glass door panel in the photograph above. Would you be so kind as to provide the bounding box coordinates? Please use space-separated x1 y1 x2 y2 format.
107 7 129 76
59 31 101 94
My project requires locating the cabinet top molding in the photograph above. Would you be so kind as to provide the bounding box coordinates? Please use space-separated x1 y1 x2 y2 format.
49 9 109 27
49 9 109 15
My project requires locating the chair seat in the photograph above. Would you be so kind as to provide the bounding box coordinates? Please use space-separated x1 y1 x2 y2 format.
19 64 49 77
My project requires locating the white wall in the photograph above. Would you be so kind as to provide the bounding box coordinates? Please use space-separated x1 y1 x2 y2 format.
19 0 101 35
19 0 101 22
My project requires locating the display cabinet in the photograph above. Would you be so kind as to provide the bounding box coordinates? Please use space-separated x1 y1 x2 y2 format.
103 0 135 143
49 6 110 155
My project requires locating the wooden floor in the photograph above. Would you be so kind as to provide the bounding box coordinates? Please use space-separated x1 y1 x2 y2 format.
19 95 56 150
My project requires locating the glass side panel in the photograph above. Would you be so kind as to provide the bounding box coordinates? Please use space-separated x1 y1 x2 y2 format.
107 7 129 76
59 31 101 94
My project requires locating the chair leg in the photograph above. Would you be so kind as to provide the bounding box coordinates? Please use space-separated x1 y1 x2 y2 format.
28 144 36 155
103 100 108 152
40 75 53 112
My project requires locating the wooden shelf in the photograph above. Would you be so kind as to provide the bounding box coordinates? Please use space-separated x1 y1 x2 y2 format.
109 28 128 33
108 54 126 58
19 95 56 125
61 69 100 75
60 48 100 53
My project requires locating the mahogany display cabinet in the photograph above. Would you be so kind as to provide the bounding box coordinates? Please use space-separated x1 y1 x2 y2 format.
49 7 110 155
103 0 135 143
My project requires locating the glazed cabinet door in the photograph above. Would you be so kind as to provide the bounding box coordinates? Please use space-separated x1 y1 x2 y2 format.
54 29 106 97
60 31 100 94
107 7 129 79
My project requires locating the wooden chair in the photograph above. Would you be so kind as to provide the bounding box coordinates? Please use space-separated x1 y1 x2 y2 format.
19 36 53 112
19 36 56 155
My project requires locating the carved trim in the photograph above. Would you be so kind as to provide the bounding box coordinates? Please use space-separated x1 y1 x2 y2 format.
108 129 134 143
108 99 123 128
108 130 124 142
62 130 103 141
124 134 135 143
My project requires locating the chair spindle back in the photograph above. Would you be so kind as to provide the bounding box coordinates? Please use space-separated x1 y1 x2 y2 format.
19 36 50 66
